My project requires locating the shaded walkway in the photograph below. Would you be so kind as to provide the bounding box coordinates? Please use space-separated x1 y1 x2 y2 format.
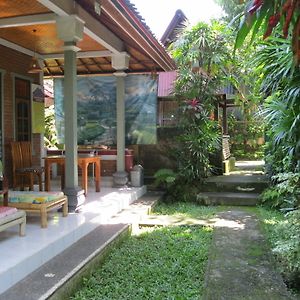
203 209 295 300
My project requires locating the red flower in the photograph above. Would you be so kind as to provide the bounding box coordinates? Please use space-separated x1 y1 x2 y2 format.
188 98 199 108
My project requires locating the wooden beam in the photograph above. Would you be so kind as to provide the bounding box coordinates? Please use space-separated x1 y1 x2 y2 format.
42 50 112 59
0 38 34 57
0 13 55 28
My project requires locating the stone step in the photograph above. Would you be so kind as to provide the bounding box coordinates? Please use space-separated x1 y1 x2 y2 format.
198 192 260 206
203 175 268 193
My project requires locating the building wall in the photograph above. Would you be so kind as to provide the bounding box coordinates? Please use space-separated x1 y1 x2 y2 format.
0 44 42 185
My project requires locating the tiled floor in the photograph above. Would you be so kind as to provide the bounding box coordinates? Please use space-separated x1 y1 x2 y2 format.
0 177 146 294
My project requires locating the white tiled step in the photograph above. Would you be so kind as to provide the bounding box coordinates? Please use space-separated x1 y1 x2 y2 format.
0 185 146 295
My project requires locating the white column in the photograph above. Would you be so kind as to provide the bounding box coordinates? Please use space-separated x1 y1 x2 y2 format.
63 43 79 187
114 71 127 171
112 53 129 171
56 15 85 210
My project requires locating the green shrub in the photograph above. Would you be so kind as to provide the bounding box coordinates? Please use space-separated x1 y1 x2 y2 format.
153 168 202 203
260 172 300 209
153 169 177 189
258 208 300 290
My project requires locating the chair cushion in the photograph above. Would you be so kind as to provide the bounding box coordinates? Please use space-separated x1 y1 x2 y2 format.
8 191 65 204
0 206 18 218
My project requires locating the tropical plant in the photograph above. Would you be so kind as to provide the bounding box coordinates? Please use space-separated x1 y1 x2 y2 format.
153 168 177 189
253 37 300 173
235 0 300 64
261 172 300 208
259 207 300 290
170 21 230 176
228 113 265 159
44 105 58 148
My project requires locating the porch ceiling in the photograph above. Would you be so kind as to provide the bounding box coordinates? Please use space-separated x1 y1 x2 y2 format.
0 0 175 76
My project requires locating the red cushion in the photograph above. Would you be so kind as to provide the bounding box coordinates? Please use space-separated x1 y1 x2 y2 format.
0 206 18 218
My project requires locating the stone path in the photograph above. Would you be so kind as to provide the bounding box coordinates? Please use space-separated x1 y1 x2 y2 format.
203 209 296 300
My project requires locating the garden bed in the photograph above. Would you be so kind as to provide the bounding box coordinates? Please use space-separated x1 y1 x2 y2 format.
71 203 218 300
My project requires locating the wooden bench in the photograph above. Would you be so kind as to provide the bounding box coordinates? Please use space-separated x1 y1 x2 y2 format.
3 192 68 228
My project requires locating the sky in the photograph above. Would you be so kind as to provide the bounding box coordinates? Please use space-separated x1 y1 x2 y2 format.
131 0 224 39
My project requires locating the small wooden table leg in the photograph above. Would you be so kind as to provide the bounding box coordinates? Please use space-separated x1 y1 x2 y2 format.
95 159 100 192
40 206 47 228
62 198 68 217
19 216 26 236
81 161 88 195
45 160 51 191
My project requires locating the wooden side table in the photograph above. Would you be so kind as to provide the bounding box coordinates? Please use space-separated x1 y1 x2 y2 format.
44 155 101 195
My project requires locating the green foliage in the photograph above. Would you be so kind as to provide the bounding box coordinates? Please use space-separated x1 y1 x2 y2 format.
153 167 201 203
258 207 300 290
228 114 265 159
235 1 300 64
171 21 232 105
214 0 244 23
252 37 300 176
44 105 58 148
261 172 300 209
153 168 177 189
171 22 226 175
175 106 221 180
71 224 213 299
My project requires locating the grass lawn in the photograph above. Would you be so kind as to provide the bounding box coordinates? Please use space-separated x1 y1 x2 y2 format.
71 203 219 300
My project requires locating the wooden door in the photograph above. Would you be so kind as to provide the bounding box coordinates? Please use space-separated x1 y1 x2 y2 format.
15 78 31 141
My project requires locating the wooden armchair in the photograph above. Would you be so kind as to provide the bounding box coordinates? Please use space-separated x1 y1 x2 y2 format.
10 141 44 191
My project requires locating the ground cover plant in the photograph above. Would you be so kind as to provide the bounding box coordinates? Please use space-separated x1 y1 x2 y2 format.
257 207 300 294
71 203 218 300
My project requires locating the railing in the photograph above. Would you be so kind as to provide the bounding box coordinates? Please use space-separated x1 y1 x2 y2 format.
222 135 231 161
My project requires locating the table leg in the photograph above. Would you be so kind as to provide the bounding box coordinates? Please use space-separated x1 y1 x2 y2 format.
45 160 51 191
81 161 88 195
61 164 65 190
95 159 100 192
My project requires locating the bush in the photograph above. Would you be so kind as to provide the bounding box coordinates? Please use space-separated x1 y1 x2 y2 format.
153 169 201 203
260 172 300 209
259 208 300 291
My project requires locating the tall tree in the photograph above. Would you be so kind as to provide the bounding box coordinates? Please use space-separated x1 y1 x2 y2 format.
214 0 245 23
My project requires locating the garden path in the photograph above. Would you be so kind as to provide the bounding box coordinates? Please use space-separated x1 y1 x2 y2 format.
203 209 296 300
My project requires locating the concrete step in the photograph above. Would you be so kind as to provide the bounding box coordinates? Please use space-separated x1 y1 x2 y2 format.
0 224 130 300
203 175 268 193
108 191 163 233
198 192 260 206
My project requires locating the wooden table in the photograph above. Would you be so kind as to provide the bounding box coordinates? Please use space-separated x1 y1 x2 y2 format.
44 155 101 195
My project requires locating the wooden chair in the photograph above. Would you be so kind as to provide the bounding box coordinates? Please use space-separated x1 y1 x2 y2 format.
10 141 44 191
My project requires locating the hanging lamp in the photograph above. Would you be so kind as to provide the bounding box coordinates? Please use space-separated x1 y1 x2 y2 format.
28 29 43 73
